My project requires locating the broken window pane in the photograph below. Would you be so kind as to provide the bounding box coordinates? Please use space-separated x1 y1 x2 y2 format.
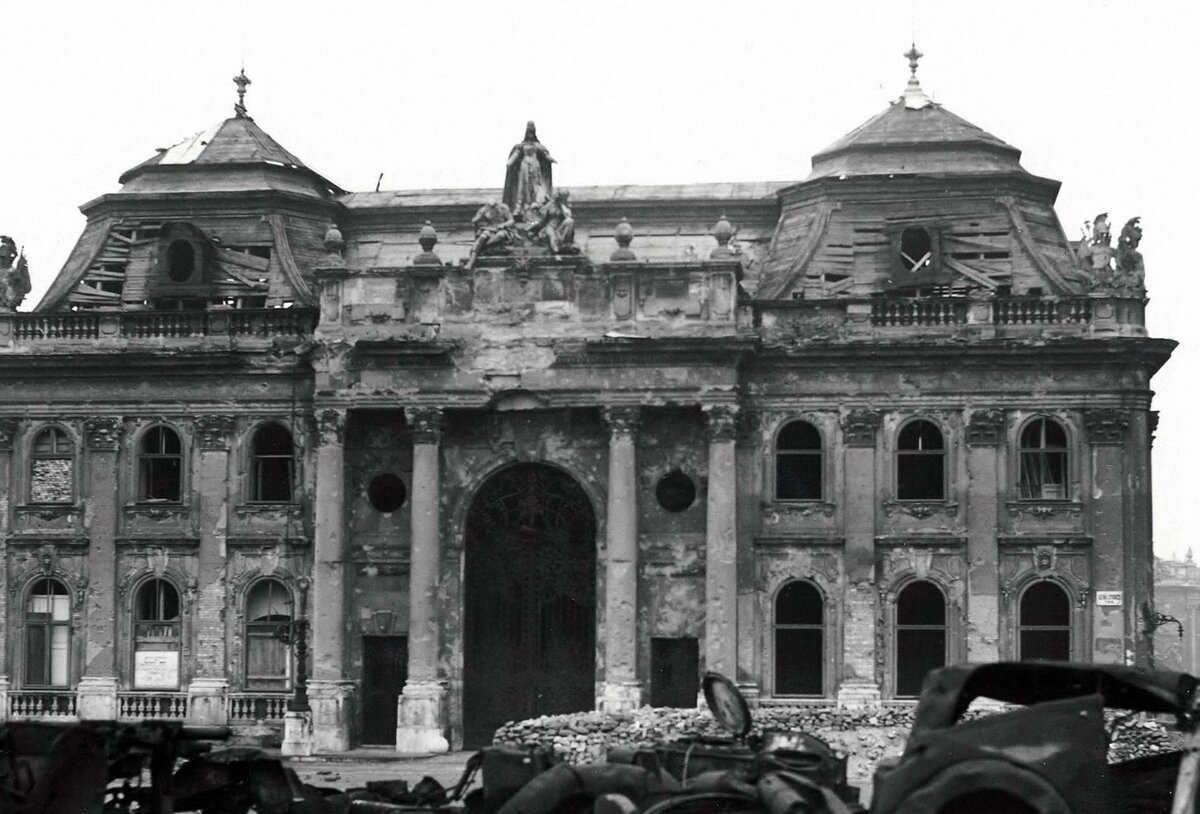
775 421 822 500
139 426 183 502
897 420 945 500
251 423 294 502
1019 418 1069 500
25 578 70 687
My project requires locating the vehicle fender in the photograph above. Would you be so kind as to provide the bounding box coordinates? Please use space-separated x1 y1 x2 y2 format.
886 758 1075 814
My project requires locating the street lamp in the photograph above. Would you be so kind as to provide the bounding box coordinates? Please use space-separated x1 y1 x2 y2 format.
274 581 310 712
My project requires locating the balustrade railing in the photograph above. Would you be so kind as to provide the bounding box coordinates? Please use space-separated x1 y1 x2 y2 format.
117 692 188 720
9 690 78 719
992 297 1093 325
3 308 316 343
871 298 968 327
227 693 290 723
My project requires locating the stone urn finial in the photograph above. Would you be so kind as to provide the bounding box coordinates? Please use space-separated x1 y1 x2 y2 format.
710 214 735 259
323 222 345 257
610 217 636 261
413 221 442 266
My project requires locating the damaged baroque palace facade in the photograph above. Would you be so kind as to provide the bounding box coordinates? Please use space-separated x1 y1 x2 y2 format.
0 54 1172 753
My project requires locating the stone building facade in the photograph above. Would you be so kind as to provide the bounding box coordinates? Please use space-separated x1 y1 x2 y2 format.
0 59 1171 751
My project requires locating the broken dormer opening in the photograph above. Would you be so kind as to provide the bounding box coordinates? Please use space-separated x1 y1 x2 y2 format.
899 227 934 274
167 240 195 282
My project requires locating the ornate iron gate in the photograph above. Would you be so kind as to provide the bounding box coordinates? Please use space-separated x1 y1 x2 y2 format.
463 463 596 747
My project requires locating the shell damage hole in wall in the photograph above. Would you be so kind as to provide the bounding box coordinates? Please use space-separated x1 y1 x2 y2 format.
367 473 407 513
655 471 696 513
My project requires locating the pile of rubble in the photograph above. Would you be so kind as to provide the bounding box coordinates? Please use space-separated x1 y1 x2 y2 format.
492 705 1185 777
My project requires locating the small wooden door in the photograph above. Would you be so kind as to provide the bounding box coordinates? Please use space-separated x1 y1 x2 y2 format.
361 636 407 745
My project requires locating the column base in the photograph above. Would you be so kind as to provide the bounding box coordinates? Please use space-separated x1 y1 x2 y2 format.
308 679 356 753
77 676 120 720
281 710 316 756
396 680 449 754
836 680 881 710
186 678 229 725
598 681 644 714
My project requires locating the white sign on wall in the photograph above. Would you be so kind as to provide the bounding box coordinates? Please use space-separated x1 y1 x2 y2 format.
134 650 180 689
1096 591 1124 607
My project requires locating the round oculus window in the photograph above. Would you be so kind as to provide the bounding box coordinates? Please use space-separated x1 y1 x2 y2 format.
656 470 696 513
367 473 407 513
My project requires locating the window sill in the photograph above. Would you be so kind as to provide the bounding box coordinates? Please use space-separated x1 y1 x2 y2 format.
125 503 189 519
1006 501 1082 518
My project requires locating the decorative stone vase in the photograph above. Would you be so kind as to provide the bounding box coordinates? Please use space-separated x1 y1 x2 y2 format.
611 217 636 261
710 214 735 259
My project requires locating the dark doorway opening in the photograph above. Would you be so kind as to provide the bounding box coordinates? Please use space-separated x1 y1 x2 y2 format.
650 637 699 707
361 636 407 745
463 463 596 748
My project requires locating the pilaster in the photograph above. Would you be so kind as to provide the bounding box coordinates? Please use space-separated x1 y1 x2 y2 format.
0 417 15 683
83 417 123 681
398 407 449 752
600 406 642 712
838 409 880 707
964 409 1003 662
193 415 235 686
1085 408 1129 664
703 404 738 679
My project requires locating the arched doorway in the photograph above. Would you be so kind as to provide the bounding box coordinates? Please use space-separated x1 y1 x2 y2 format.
463 463 596 747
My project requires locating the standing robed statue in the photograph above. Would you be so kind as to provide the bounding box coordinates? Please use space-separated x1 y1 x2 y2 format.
503 122 556 222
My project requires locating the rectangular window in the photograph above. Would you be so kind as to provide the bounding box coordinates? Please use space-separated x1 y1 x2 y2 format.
650 637 699 708
140 458 182 502
896 628 945 697
254 459 293 502
775 628 823 695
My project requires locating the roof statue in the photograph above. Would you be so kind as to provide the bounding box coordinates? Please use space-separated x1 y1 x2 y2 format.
1077 213 1146 296
0 236 31 311
503 122 556 223
233 68 252 119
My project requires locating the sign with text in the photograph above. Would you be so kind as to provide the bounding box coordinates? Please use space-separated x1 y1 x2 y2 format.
1096 591 1124 607
134 650 180 689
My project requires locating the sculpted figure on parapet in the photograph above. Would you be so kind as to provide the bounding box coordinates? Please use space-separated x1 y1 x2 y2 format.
504 121 556 222
525 190 577 254
466 201 516 270
1076 213 1146 296
0 236 31 311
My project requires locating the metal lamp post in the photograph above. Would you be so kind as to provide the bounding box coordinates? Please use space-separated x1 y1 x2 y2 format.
275 582 311 712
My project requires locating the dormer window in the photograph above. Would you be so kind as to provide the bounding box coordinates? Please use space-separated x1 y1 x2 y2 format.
899 227 934 274
167 240 196 282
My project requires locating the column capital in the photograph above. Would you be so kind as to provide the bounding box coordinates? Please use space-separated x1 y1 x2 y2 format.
602 406 641 437
1085 408 1129 445
0 417 17 451
406 407 444 444
702 404 739 442
84 417 123 451
965 409 1006 446
194 415 236 450
840 409 880 447
315 408 346 447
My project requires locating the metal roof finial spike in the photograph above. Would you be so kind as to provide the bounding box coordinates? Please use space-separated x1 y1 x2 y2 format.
901 43 931 110
233 67 252 118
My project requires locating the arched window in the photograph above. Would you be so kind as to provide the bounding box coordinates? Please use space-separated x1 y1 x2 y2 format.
139 426 182 502
1019 582 1071 661
167 240 195 282
897 420 945 501
895 580 947 697
245 579 293 690
774 580 824 695
899 227 933 274
775 421 822 501
251 424 294 503
133 579 181 690
25 578 71 687
30 427 74 504
1019 418 1069 500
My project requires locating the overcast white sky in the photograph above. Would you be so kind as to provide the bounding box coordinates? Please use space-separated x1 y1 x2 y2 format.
2 0 1196 558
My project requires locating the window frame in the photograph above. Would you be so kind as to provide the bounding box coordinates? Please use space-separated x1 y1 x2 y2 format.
137 424 184 504
132 578 183 691
249 422 296 504
29 425 77 505
244 578 295 691
1017 580 1073 662
893 579 948 698
895 418 947 502
1017 416 1070 502
23 577 72 689
772 579 825 697
773 420 824 502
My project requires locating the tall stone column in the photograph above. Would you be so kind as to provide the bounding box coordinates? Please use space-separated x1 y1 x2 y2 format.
396 407 449 753
1086 409 1130 665
964 410 1004 662
600 406 642 712
0 419 16 719
703 404 739 679
187 415 235 725
78 417 123 720
309 407 354 751
837 409 881 708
